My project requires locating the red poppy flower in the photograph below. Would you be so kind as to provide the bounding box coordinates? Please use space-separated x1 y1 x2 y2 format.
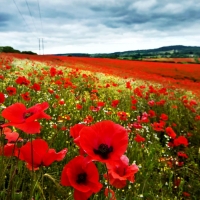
57 69 63 75
148 100 155 107
117 111 128 121
183 192 190 197
148 110 156 118
50 67 57 77
156 99 166 106
177 152 188 159
70 124 86 155
97 101 105 107
104 155 139 188
3 127 23 143
160 113 168 121
6 86 17 96
195 115 200 121
15 76 30 86
0 92 5 104
90 106 101 112
21 92 31 101
0 143 19 157
79 120 128 164
105 83 110 88
189 100 197 106
31 83 41 91
132 122 143 129
59 99 65 105
76 104 82 110
126 81 132 89
54 94 60 99
131 105 137 110
111 100 119 108
6 65 12 70
19 139 67 169
48 88 54 94
61 155 102 200
131 98 137 105
174 178 181 187
151 121 165 132
134 87 143 97
173 136 188 147
83 115 93 124
165 127 176 139
1 102 51 134
70 124 86 143
134 134 145 143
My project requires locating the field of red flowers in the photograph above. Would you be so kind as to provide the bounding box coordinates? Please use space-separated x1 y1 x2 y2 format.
4 53 200 96
0 53 200 200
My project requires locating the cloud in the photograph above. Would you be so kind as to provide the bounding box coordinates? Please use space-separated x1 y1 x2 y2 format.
0 0 200 53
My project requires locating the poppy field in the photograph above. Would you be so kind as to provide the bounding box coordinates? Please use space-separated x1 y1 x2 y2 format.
0 53 200 200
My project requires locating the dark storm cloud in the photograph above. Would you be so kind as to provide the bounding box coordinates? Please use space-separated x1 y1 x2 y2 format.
0 13 14 28
3 0 200 33
87 0 200 30
0 0 200 53
0 13 12 22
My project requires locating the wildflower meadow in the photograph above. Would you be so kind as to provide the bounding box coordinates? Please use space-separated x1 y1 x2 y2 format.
0 53 200 200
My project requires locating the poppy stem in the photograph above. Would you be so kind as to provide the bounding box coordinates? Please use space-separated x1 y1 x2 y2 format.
5 136 20 200
30 136 34 199
105 164 111 199
0 120 4 148
30 136 34 172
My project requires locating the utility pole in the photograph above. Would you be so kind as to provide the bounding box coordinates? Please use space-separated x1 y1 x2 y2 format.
42 38 44 55
38 38 40 55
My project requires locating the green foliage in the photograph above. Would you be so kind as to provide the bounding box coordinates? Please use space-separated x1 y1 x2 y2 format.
1 46 21 53
194 56 200 63
0 46 37 55
21 51 37 55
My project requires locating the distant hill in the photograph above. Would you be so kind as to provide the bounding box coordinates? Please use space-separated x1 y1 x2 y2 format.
55 53 90 57
90 45 200 60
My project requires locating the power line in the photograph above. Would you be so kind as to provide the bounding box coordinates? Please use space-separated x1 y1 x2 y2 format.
12 0 33 34
12 0 45 54
25 0 38 34
37 0 43 34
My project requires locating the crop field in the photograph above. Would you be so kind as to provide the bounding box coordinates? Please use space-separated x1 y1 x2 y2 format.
0 53 200 200
142 58 200 64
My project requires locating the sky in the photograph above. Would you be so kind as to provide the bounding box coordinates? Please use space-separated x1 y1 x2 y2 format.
1 0 200 54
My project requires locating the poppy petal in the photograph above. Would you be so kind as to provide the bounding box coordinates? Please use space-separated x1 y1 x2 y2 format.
2 103 26 123
74 189 93 200
42 148 67 166
7 121 41 134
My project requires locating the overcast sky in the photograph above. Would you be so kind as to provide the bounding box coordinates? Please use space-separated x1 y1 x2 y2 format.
1 0 200 54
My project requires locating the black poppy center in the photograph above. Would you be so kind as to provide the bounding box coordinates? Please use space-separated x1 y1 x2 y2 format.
76 173 87 184
8 90 14 94
93 143 113 159
24 112 33 119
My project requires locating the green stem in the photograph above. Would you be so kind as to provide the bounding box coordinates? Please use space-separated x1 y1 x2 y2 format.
30 136 35 200
105 164 111 200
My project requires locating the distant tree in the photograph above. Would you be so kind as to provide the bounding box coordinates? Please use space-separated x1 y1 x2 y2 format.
21 51 37 55
2 46 21 53
194 56 200 63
